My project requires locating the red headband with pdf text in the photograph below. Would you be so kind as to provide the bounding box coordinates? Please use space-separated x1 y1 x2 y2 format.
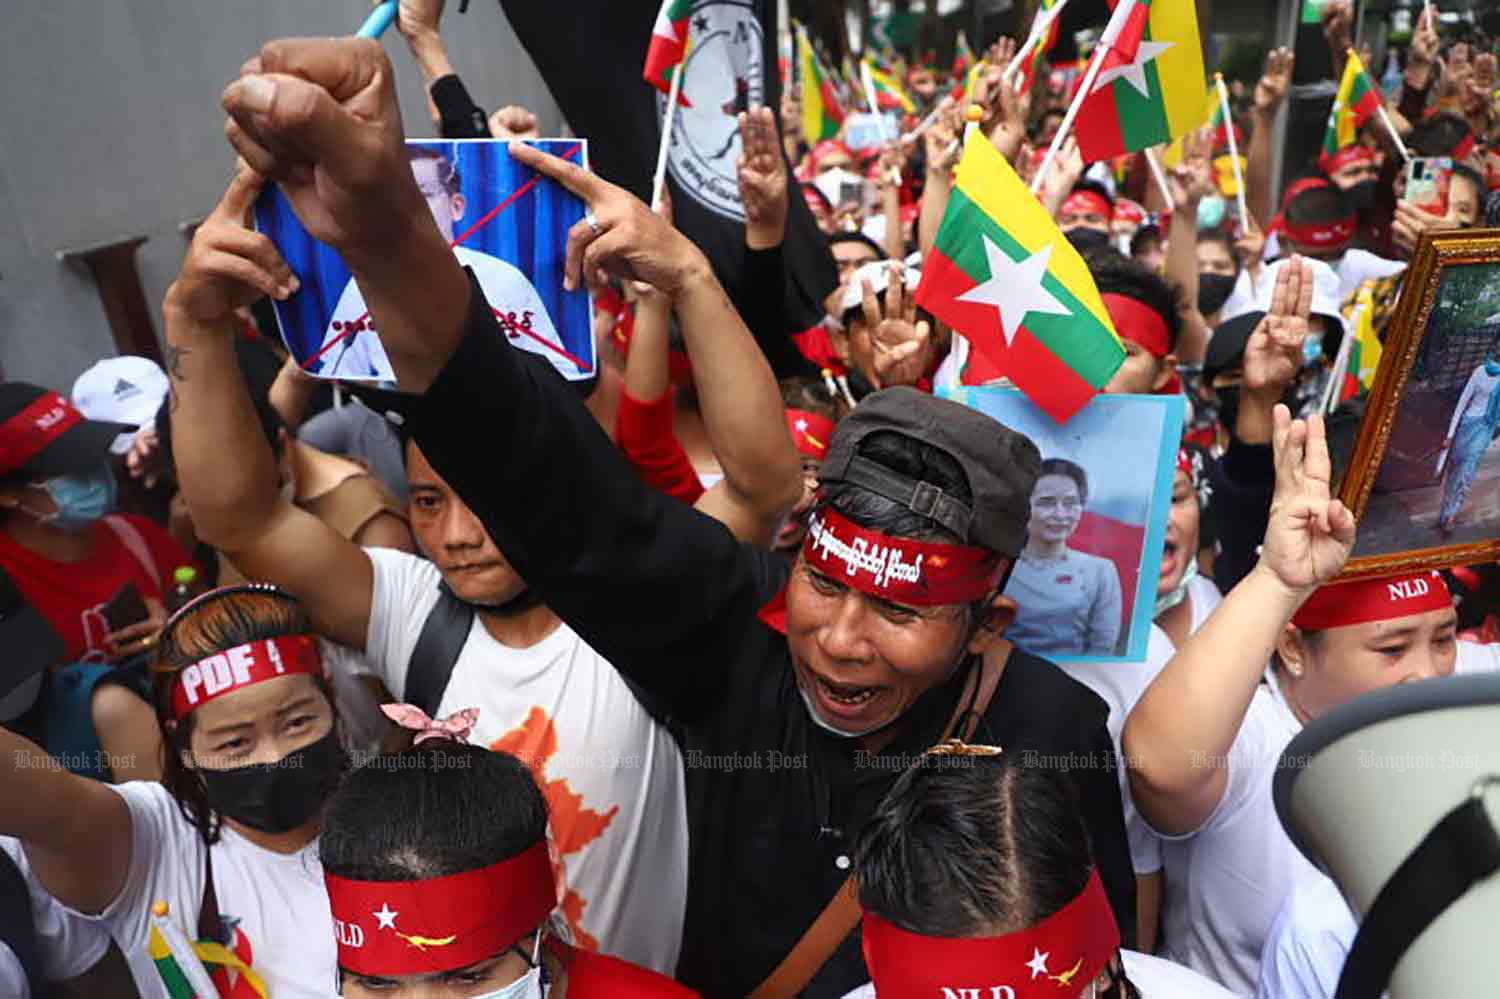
1101 293 1171 358
169 635 322 720
785 409 836 461
862 870 1121 998
0 392 83 477
802 508 1006 606
1292 571 1452 631
325 841 558 977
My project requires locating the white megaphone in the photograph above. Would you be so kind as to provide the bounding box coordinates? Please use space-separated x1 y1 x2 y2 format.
1273 672 1500 998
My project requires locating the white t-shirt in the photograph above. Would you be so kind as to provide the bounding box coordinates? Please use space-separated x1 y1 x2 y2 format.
1060 574 1223 874
88 781 334 999
1154 671 1315 996
1255 640 1500 998
0 838 111 998
1331 248 1405 302
318 246 569 382
839 949 1236 999
363 548 687 973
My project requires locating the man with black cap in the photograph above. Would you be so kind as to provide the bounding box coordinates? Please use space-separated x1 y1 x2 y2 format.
217 36 1134 998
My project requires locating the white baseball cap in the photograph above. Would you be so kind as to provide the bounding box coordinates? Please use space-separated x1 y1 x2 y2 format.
71 356 169 432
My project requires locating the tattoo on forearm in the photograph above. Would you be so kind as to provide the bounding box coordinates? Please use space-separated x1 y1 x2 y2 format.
164 344 188 412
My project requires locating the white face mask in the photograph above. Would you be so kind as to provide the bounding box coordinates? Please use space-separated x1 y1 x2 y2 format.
473 934 546 999
796 684 888 739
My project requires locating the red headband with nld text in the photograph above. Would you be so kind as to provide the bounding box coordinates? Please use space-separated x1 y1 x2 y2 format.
802 508 1006 606
325 841 558 976
169 635 322 720
862 870 1121 998
1292 571 1451 631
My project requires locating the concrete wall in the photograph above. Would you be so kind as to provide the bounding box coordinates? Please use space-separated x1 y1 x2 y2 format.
0 0 561 390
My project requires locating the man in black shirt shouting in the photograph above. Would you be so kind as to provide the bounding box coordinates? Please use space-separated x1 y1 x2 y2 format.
219 37 1134 997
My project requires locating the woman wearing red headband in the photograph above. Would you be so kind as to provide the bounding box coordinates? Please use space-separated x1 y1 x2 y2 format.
846 746 1232 999
321 735 696 997
0 582 349 997
1122 407 1491 994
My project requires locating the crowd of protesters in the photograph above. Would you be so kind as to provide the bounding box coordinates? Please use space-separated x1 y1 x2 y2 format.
1 0 1499 996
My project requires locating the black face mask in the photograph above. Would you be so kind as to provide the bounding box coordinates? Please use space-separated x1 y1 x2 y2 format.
1344 179 1378 215
1213 384 1241 435
1065 227 1112 254
1198 273 1236 315
198 728 346 833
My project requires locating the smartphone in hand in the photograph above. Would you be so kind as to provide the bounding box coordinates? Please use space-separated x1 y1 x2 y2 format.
103 582 150 633
1404 157 1452 216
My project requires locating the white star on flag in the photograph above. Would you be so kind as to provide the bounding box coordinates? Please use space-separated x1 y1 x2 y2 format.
1027 947 1051 979
794 418 809 433
373 903 398 930
955 238 1072 346
1092 39 1175 98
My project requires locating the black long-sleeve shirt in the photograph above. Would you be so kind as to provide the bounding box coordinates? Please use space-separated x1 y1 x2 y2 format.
1210 439 1274 594
407 275 1137 997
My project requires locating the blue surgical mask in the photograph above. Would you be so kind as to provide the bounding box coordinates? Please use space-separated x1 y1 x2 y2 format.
473 934 547 999
30 462 116 531
1197 196 1226 230
1302 333 1325 366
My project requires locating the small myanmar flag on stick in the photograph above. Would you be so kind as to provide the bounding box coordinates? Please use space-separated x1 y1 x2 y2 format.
915 124 1125 422
865 59 915 113
1322 49 1381 165
644 0 694 106
1074 0 1208 163
149 902 220 999
797 26 844 142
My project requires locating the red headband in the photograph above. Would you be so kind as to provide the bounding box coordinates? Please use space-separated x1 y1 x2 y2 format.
785 409 836 460
0 392 83 477
1292 571 1451 631
1113 198 1146 225
325 841 558 977
1281 215 1356 249
1452 131 1476 163
1101 293 1171 358
1318 144 1376 175
1061 190 1112 221
1280 177 1334 210
802 508 1006 606
169 635 322 720
862 870 1120 998
1176 447 1194 481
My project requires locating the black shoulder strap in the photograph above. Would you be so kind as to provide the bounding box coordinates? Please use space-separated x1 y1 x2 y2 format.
406 584 477 716
0 849 41 992
1335 790 1500 999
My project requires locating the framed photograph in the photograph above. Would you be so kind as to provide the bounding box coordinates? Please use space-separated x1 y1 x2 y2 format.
1339 228 1500 580
944 387 1184 663
253 138 596 384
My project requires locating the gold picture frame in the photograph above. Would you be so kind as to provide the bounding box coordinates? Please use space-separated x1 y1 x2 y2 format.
1337 227 1500 581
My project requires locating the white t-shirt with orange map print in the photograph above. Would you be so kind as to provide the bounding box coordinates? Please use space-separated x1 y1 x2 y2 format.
81 780 335 999
362 547 688 974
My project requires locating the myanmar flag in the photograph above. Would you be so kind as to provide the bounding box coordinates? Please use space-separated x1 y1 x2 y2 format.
148 905 217 999
1018 0 1063 96
798 26 845 141
1074 0 1207 164
866 59 914 113
643 0 693 106
1348 283 1383 395
915 127 1125 421
1322 50 1381 163
1301 0 1328 24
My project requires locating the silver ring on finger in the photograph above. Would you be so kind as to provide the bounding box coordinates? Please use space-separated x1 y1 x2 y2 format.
584 210 602 235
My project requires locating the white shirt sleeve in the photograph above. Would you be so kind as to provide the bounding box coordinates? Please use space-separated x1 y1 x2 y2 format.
1257 872 1354 999
362 548 446 700
0 838 110 985
95 782 201 941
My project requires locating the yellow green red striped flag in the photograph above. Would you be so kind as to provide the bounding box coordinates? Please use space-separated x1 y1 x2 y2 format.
865 59 914 113
914 127 1124 421
797 26 845 141
1075 0 1207 163
1321 50 1381 167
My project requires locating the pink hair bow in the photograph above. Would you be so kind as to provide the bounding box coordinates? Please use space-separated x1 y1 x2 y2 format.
380 703 481 745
